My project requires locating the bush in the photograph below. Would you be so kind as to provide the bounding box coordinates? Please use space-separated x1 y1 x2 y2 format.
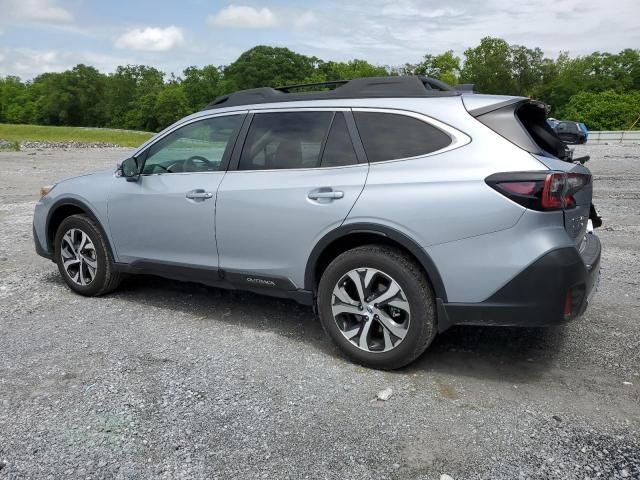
563 90 640 131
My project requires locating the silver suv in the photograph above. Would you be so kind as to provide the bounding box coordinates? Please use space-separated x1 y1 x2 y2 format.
33 76 601 369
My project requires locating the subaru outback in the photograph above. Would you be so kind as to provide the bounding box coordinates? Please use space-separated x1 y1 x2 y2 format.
33 76 601 369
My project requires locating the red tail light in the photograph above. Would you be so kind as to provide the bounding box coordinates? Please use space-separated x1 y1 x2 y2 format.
486 171 590 211
541 173 564 209
499 181 537 196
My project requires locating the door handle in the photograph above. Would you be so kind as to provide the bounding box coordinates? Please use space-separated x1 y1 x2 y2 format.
186 190 213 200
308 190 344 200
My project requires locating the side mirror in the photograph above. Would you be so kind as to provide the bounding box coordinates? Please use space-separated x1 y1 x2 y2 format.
119 156 140 182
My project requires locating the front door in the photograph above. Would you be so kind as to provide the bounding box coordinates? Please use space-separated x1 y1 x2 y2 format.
108 113 245 268
216 110 368 288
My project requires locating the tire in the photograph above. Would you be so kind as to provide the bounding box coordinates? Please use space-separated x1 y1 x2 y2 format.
54 214 121 296
317 245 436 369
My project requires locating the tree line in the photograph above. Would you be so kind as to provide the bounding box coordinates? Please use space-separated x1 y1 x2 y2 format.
1 37 638 132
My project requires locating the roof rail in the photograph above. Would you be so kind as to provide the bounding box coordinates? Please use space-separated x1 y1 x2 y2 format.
203 76 459 110
276 80 349 92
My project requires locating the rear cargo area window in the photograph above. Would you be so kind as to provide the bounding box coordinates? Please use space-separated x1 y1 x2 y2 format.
354 112 451 163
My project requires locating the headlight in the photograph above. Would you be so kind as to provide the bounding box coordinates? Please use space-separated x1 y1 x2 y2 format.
40 184 56 198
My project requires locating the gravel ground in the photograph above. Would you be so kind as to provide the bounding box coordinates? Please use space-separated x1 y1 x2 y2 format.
0 145 639 479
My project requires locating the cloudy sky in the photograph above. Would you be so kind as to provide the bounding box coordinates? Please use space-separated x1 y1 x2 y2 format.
0 0 638 79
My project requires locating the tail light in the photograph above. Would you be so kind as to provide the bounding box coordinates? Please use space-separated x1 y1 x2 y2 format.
486 171 590 211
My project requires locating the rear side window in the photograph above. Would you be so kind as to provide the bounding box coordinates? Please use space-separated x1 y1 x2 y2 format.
239 111 332 170
353 111 452 163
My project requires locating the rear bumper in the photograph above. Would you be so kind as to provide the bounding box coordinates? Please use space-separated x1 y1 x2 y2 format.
440 233 601 329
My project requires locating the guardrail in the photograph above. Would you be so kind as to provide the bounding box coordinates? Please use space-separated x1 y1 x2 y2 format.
587 131 640 144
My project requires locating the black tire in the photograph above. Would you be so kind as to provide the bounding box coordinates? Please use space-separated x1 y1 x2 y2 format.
317 245 436 369
54 214 121 296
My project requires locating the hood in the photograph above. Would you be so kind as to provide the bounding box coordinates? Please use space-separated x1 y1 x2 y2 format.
55 167 116 186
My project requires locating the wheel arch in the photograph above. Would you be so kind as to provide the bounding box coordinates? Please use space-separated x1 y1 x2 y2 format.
305 223 448 302
46 198 116 261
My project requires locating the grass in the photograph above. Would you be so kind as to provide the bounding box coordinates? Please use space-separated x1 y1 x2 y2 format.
0 140 20 151
0 123 154 148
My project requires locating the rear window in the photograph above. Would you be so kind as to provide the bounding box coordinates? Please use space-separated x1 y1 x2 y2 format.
556 122 580 133
353 112 452 163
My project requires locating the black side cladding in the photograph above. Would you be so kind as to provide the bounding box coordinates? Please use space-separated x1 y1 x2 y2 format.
472 99 570 160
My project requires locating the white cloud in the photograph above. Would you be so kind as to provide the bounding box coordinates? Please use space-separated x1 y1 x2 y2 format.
208 5 279 29
115 26 185 52
293 10 317 29
3 0 74 24
381 2 462 18
288 0 640 65
0 48 66 77
0 47 134 78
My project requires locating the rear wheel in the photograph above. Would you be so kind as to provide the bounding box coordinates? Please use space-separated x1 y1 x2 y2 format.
54 214 121 296
317 245 436 369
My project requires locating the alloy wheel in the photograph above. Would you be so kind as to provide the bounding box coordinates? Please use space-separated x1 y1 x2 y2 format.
331 267 411 353
60 228 98 286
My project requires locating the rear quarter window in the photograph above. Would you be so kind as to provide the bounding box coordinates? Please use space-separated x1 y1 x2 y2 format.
353 111 452 163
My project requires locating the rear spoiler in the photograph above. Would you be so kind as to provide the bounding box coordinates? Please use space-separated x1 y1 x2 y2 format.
466 97 525 117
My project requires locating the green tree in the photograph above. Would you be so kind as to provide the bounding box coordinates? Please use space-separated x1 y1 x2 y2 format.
460 37 515 94
31 65 107 126
510 45 545 96
181 65 222 110
154 83 189 129
221 45 321 91
105 65 164 130
410 51 461 85
0 76 37 123
318 59 388 81
534 49 640 116
563 90 640 130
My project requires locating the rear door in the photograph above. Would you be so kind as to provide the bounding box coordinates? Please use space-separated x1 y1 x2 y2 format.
215 109 368 288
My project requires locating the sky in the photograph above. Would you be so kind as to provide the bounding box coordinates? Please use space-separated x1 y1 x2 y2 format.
0 0 638 79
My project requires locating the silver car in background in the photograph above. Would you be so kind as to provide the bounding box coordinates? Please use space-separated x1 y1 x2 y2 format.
33 76 601 369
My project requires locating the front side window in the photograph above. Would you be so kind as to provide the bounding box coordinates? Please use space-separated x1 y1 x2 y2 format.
353 111 452 163
142 115 243 174
239 111 334 170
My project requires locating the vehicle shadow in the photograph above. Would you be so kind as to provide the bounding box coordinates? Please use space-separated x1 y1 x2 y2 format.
44 272 567 383
407 324 566 383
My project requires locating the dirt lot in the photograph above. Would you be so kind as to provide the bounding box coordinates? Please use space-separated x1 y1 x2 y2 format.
0 144 639 479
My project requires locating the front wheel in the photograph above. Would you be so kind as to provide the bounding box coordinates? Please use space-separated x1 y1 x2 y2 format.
54 214 121 296
317 245 436 369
